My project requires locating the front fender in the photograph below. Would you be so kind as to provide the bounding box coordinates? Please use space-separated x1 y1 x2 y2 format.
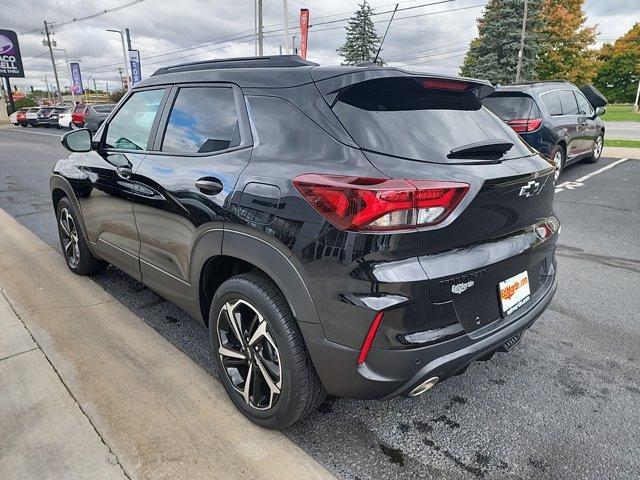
50 173 98 258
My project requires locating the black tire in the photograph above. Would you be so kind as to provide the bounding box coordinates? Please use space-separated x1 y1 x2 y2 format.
209 272 326 429
56 197 108 275
584 132 603 163
550 144 565 181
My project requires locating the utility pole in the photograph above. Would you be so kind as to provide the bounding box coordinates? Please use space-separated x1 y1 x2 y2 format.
634 78 640 112
515 0 528 83
254 0 258 56
257 0 264 56
45 74 51 100
283 0 290 54
43 21 62 103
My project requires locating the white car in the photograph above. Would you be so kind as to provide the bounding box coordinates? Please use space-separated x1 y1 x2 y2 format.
58 107 74 128
25 107 39 125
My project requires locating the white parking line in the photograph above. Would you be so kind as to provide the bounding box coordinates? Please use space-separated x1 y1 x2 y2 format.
555 158 630 193
1 128 62 137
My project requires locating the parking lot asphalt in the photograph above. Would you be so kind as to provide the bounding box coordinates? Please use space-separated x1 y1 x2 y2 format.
1 126 639 480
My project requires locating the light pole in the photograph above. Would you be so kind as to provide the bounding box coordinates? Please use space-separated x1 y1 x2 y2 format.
107 29 129 90
53 48 75 105
283 0 290 54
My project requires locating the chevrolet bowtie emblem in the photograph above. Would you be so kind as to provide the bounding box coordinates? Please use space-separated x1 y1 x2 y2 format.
519 180 542 197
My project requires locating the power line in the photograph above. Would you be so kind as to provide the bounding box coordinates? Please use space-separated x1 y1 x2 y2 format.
20 0 146 34
82 0 464 72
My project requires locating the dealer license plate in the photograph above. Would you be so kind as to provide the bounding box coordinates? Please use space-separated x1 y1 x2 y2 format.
499 271 530 315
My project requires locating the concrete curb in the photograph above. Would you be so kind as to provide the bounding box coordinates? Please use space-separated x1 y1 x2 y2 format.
0 207 334 480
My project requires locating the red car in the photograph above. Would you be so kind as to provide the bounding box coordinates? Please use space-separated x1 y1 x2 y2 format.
16 108 28 126
71 105 89 128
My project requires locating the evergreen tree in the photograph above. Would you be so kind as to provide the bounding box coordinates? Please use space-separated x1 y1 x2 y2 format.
338 1 382 65
593 23 640 103
461 0 543 84
537 0 597 85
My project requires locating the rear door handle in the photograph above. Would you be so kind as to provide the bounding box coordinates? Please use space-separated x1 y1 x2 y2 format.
116 166 132 179
195 178 223 196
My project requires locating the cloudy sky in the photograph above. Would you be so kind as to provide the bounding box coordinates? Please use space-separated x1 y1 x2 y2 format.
1 0 637 92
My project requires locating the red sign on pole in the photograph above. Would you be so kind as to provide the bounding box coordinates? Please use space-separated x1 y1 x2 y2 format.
299 9 309 60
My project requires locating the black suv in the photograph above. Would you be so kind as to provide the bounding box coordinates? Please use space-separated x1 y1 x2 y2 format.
482 81 606 180
51 56 558 429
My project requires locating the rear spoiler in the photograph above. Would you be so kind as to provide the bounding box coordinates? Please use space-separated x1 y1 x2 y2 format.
311 67 495 106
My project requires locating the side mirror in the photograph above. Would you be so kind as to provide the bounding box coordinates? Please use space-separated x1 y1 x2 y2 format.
62 129 92 152
595 106 606 117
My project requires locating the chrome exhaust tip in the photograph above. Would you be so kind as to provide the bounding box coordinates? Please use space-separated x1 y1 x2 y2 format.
409 376 439 397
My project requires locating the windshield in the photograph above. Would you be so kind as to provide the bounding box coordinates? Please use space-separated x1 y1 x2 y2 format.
332 78 532 162
483 93 541 120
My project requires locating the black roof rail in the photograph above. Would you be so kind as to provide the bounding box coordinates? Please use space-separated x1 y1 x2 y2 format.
151 55 319 76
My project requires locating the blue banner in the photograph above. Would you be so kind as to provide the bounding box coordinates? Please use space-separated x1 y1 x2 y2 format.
129 50 142 86
70 62 84 95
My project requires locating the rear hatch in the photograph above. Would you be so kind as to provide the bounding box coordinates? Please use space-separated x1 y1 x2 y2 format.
319 73 557 332
482 92 543 134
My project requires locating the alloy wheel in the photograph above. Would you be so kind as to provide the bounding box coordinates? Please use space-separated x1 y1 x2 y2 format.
59 207 80 267
217 299 282 410
594 136 603 159
553 150 563 181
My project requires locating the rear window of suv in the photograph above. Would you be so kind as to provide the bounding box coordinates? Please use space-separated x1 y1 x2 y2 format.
482 93 541 120
332 78 532 162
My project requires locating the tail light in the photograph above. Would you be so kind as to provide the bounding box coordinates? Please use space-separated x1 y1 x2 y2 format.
507 118 542 133
293 174 469 232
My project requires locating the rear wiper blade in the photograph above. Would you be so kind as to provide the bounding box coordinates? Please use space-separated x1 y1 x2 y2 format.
448 139 513 160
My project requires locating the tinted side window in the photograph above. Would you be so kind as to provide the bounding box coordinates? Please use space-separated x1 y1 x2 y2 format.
162 87 240 154
558 90 579 115
540 91 562 116
575 92 593 116
105 89 165 151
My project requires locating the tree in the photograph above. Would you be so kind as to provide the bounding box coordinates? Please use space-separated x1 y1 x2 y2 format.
338 1 382 65
593 23 640 104
536 0 597 84
461 0 544 85
14 98 36 109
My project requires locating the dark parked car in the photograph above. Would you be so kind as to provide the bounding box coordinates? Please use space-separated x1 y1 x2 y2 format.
482 81 606 179
71 104 116 132
51 56 558 429
36 106 67 127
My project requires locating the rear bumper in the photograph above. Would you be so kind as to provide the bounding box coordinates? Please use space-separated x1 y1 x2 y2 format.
301 271 556 400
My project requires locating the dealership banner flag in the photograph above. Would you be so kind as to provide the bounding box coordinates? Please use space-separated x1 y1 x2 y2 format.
299 9 309 60
0 29 25 78
70 62 84 95
129 50 142 86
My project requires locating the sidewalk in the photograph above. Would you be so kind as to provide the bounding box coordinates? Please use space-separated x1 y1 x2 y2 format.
602 146 640 160
0 207 333 480
0 292 126 479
